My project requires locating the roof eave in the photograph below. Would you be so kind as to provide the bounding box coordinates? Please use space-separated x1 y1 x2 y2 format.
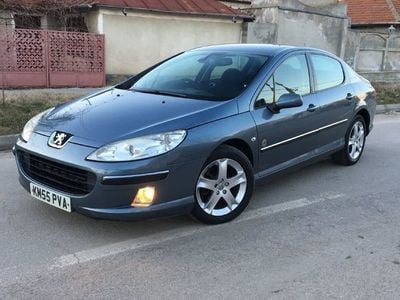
91 4 253 21
351 21 400 26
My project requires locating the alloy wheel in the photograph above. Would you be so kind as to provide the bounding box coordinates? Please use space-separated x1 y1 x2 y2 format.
348 120 365 161
196 158 247 217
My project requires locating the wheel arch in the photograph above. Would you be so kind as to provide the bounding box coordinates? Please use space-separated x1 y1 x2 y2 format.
220 139 254 166
356 108 371 135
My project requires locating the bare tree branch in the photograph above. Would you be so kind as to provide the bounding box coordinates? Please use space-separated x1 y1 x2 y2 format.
0 0 95 31
1 1 94 12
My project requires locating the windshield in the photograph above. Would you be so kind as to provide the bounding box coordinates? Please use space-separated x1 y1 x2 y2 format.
131 51 269 101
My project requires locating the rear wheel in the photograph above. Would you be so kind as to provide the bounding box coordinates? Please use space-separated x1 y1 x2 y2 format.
191 145 254 224
332 115 367 165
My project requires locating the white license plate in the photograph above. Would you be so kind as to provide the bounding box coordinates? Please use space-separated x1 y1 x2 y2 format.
30 183 71 212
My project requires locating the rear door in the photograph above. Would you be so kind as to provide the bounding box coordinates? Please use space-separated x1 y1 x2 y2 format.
308 53 355 149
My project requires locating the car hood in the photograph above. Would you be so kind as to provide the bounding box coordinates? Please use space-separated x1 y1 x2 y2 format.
35 88 238 148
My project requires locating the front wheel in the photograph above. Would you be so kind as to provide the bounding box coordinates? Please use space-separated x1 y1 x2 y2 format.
332 115 367 165
191 145 254 224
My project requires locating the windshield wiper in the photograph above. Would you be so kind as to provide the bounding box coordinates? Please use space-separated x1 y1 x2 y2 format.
132 88 188 98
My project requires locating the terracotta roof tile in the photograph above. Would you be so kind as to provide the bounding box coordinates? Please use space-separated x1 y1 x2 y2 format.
343 0 400 25
394 0 400 11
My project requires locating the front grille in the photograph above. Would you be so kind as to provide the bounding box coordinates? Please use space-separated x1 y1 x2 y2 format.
18 151 96 195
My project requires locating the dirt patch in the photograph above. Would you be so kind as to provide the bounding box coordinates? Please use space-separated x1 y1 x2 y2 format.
374 83 400 105
0 88 102 135
0 99 64 135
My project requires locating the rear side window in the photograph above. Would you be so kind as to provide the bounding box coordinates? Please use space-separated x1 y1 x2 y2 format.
310 54 344 91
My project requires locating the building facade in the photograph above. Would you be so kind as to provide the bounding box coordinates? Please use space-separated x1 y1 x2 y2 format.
343 0 400 82
84 2 250 76
1 0 250 80
2 0 400 86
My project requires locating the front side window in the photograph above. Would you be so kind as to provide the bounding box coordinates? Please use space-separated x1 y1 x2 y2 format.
132 51 269 101
310 54 344 91
256 54 310 108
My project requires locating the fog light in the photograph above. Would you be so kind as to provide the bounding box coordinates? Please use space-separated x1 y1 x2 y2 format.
132 186 155 207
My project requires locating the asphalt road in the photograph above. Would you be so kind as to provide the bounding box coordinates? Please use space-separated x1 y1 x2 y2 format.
0 114 400 299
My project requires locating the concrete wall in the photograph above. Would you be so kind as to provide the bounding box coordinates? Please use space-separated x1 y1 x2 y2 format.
298 0 338 6
87 8 243 75
220 1 252 9
244 0 348 57
244 0 400 83
85 11 101 34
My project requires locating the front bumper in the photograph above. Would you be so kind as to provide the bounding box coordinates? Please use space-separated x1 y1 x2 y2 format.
75 197 194 221
14 133 203 221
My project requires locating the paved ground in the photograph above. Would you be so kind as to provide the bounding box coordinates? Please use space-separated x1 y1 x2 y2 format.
0 114 399 299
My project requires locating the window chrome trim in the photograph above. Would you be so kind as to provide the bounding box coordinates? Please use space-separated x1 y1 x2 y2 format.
261 119 348 151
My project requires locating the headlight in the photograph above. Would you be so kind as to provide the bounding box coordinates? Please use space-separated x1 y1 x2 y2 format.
87 130 187 162
21 108 54 142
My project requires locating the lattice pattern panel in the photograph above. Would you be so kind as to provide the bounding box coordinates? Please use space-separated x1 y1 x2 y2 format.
48 31 104 73
1 27 105 87
0 27 46 72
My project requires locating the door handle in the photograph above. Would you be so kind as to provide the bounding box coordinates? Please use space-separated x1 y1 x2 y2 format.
307 104 317 112
346 93 354 101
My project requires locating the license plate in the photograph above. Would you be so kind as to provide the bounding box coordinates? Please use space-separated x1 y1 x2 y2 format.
30 183 71 212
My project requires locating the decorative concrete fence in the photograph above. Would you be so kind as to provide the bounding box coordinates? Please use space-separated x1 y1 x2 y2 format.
0 27 105 88
357 34 400 72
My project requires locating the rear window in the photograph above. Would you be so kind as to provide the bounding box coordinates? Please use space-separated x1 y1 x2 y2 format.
310 54 344 91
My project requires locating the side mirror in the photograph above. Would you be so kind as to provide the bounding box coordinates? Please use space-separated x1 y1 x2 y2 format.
267 93 303 113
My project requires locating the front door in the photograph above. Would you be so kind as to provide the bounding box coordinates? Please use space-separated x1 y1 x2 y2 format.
251 54 321 174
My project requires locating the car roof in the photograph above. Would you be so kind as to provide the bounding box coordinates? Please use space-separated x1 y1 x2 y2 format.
190 44 330 57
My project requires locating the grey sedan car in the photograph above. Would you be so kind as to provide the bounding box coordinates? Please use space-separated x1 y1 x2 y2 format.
14 44 376 224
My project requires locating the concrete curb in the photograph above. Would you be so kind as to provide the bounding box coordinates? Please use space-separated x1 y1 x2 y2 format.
0 104 398 152
376 104 400 114
0 134 18 151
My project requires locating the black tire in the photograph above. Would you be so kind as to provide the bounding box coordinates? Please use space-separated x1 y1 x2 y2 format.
191 145 254 224
332 115 367 166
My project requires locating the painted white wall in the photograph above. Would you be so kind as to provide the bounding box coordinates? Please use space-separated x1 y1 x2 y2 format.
89 9 242 75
